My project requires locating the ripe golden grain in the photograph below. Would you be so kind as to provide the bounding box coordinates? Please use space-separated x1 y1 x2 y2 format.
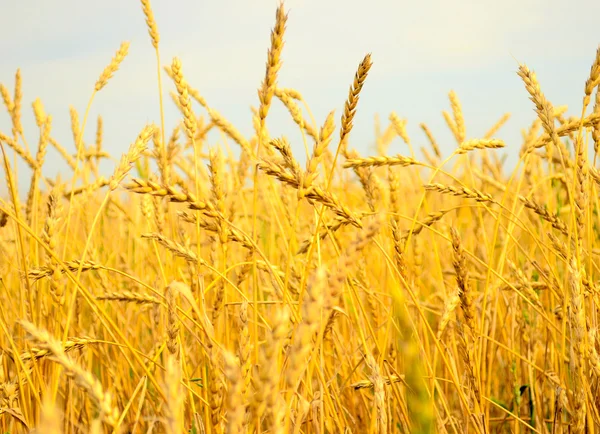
20 321 120 427
95 42 130 92
3 5 600 433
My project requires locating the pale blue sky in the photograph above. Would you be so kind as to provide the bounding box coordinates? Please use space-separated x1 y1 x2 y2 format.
1 0 599 195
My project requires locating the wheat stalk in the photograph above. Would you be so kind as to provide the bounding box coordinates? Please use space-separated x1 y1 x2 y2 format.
95 41 130 91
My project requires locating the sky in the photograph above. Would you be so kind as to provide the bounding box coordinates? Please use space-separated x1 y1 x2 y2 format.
1 0 599 196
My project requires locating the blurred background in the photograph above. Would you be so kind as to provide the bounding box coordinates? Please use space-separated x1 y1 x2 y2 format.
1 0 599 194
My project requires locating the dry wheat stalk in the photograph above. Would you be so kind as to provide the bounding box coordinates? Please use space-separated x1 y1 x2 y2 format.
350 374 405 390
41 183 64 304
38 396 62 434
420 123 442 158
163 65 205 107
257 4 287 144
163 355 184 434
97 291 159 305
269 137 302 177
32 98 46 127
49 137 77 169
303 110 335 193
593 86 600 156
95 116 103 161
419 147 437 167
568 257 586 432
451 228 476 332
28 259 104 282
125 178 219 218
547 232 568 262
252 308 288 426
0 210 7 229
61 177 110 197
343 153 421 169
150 128 169 187
212 277 226 325
0 380 22 409
519 195 569 236
208 108 254 158
506 260 543 309
401 209 450 244
142 232 201 264
278 87 302 100
390 219 408 282
19 336 98 363
286 267 325 392
69 106 82 153
12 69 23 137
95 42 130 91
259 159 362 227
25 115 52 222
275 87 318 141
365 353 388 434
455 320 482 417
471 168 507 192
376 122 395 156
449 90 466 144
484 113 511 139
296 216 352 255
442 111 459 144
237 302 252 427
323 218 380 340
425 183 495 203
517 64 568 170
79 147 110 162
573 135 587 256
110 124 156 190
437 292 460 339
389 112 410 146
20 321 120 427
456 138 505 154
588 328 600 381
170 58 196 141
346 148 382 212
209 147 228 243
583 45 600 109
0 83 13 114
140 0 160 48
589 166 600 186
177 211 254 250
165 284 180 359
209 348 224 431
0 130 36 168
340 54 373 153
518 65 555 135
223 350 244 434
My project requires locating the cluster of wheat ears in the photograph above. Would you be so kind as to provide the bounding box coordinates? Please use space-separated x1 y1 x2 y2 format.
1 2 600 433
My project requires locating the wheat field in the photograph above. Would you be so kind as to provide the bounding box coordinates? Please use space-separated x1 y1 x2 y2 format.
1 2 600 433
